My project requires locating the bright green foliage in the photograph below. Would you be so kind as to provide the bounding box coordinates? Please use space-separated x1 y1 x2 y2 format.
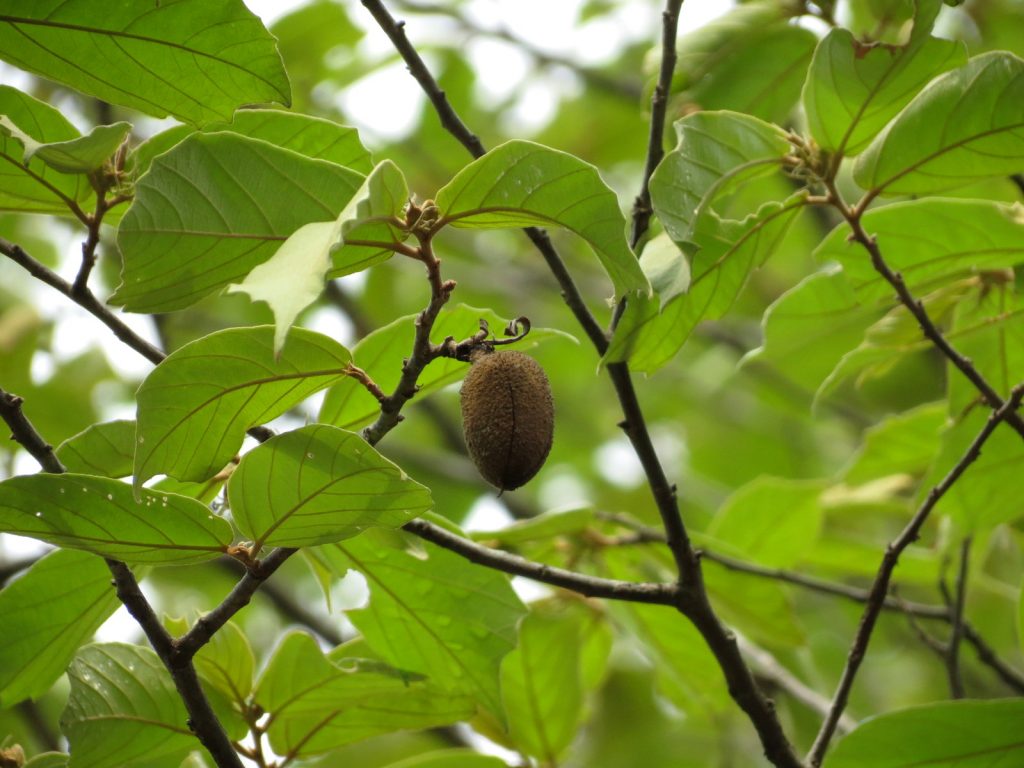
166 616 254 708
435 140 650 299
0 550 119 706
229 424 432 549
255 631 474 757
134 326 352 488
114 133 364 312
803 29 965 156
61 643 198 768
0 474 231 564
707 477 826 568
0 120 131 175
315 528 527 721
56 420 136 478
0 0 290 125
855 52 1024 194
828 699 1024 766
381 752 507 768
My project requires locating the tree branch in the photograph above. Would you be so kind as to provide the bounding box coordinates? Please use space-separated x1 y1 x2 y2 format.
945 537 971 699
826 188 1024 441
403 518 677 604
807 383 1024 767
629 0 683 249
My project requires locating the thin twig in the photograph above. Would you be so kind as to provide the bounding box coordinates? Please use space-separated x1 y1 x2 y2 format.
630 0 684 250
825 184 1024 441
946 537 971 699
962 623 1024 694
403 518 676 604
807 384 1024 767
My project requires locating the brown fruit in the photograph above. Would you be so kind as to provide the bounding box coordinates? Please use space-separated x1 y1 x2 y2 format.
460 349 554 491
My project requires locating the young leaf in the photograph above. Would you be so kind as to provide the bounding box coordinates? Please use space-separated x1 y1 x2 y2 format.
0 549 119 707
854 52 1024 195
434 140 649 299
113 132 364 312
22 122 131 174
827 699 1024 767
320 304 574 430
229 424 432 549
741 268 883 393
815 199 1024 302
255 632 474 757
500 608 587 763
61 644 196 768
803 28 965 156
843 402 947 485
134 326 352 488
0 474 232 564
0 86 91 213
605 195 804 372
228 160 408 353
649 111 793 248
314 528 527 721
707 477 826 569
57 420 136 478
0 0 290 126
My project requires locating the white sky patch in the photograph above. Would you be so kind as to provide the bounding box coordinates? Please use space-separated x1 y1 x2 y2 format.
593 437 645 488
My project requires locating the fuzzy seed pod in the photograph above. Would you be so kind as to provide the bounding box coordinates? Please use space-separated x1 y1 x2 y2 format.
460 349 554 491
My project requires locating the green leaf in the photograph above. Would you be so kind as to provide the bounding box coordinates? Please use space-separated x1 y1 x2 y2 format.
649 111 793 248
827 699 1024 767
57 420 135 478
0 86 91 214
381 751 507 768
0 474 232 564
434 140 649 299
24 122 131 174
606 196 804 372
228 160 408 353
320 304 574 430
815 199 1024 303
685 24 818 125
707 477 826 568
803 28 966 156
23 754 69 768
113 132 364 313
134 326 352 489
0 1 290 126
500 607 587 762
854 52 1024 195
843 402 947 484
641 232 691 308
313 529 527 721
469 507 594 546
61 644 195 768
0 549 119 706
165 616 253 706
742 268 883 393
210 110 373 172
229 424 432 550
256 632 474 757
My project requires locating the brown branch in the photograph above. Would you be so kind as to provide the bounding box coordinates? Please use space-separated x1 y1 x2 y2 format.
945 537 971 699
826 187 1024 441
0 387 242 767
630 0 684 249
403 519 676 604
807 383 1024 767
962 623 1024 694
